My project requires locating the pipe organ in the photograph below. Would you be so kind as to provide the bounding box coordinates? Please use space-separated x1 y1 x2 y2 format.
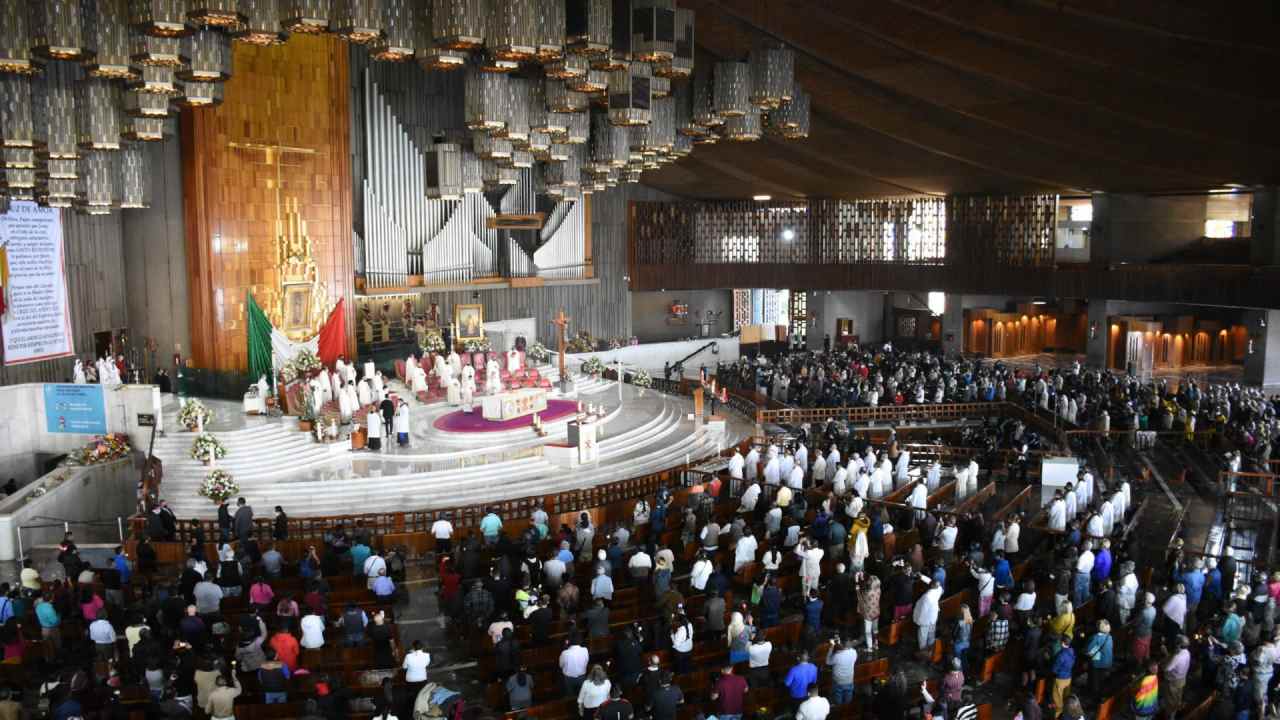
360 68 589 291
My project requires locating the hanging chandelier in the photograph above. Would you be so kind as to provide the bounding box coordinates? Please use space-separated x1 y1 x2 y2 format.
608 61 651 126
0 0 39 74
766 88 809 139
495 77 531 144
128 65 181 94
235 0 289 46
174 79 224 106
546 80 589 113
566 0 611 56
594 0 629 71
131 0 194 38
433 0 485 51
724 108 761 141
332 0 383 44
370 0 416 61
118 142 148 207
748 41 793 109
414 1 466 69
631 0 675 63
78 78 123 150
180 28 233 80
30 0 91 61
188 1 244 28
535 0 565 62
655 7 692 79
425 141 463 200
465 67 508 131
690 67 720 128
713 61 750 118
279 0 331 34
545 53 588 81
84 0 136 79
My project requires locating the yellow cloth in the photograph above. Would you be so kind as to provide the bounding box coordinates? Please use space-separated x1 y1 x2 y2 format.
1048 611 1075 640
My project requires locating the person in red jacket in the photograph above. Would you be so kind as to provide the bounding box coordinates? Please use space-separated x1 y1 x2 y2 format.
268 624 300 672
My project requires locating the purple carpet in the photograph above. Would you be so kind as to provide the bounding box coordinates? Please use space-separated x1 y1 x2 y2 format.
433 399 579 433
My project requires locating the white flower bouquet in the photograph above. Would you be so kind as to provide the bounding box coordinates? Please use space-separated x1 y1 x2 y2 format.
527 341 551 363
632 369 653 388
178 399 212 431
581 356 607 376
190 433 228 462
464 337 491 353
198 469 238 504
420 330 446 354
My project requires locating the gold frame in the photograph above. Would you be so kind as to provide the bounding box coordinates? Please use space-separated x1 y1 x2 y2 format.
455 303 485 340
282 283 314 333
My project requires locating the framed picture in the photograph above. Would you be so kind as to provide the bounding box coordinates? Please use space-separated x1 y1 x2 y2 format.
455 303 485 340
282 284 313 333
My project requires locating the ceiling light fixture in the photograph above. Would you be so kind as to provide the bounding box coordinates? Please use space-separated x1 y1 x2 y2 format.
753 194 770 201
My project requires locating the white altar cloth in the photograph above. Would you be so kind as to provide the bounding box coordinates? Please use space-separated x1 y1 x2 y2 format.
481 388 548 421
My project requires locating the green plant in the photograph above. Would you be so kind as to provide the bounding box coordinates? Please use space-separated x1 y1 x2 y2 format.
581 356 607 376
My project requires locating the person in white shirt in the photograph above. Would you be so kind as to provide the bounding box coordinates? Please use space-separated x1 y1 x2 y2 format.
1005 516 1021 556
745 447 760 482
1074 542 1095 606
825 446 840 482
926 461 942 492
1085 511 1104 540
734 531 758 572
779 452 795 484
690 552 713 591
363 553 387 590
431 516 454 553
1117 560 1139 623
913 581 943 651
628 550 653 579
936 517 958 563
796 685 831 720
831 467 849 496
895 451 910 488
799 540 825 595
740 482 762 514
728 451 745 480
487 614 514 645
576 665 612 718
559 641 589 696
787 465 805 490
1100 498 1115 536
1048 495 1067 532
971 564 995 617
761 546 782 572
908 483 928 527
795 444 809 475
764 455 781 486
747 634 773 686
810 455 826 487
402 641 431 683
300 611 326 649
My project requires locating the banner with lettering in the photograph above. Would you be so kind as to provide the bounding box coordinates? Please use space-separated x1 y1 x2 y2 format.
0 201 74 366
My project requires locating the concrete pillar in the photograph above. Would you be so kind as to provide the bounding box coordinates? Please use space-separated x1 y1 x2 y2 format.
1243 309 1280 387
1086 299 1110 368
807 291 825 351
942 293 964 356
1250 188 1280 267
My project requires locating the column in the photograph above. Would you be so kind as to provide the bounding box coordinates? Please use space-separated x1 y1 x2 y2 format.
807 291 826 351
1086 299 1110 368
1243 309 1280 387
1250 187 1280 267
882 292 896 346
942 293 964 355
1087 192 1110 265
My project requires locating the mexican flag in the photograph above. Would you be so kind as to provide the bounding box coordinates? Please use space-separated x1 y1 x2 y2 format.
246 293 347 387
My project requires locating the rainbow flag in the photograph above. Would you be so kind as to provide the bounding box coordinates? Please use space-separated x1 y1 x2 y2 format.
1132 673 1158 716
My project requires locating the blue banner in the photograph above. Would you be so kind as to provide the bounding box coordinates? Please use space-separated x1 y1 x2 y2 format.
43 383 107 434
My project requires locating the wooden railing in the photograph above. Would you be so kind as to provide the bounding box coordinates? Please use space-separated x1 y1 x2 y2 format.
759 401 1000 426
1221 470 1280 497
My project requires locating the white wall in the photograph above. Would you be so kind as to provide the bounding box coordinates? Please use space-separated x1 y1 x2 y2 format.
0 460 136 560
0 383 162 461
808 291 886 349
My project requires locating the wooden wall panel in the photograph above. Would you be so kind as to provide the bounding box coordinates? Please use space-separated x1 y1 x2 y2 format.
182 35 354 372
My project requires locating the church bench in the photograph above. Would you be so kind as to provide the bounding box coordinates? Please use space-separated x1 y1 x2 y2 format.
502 697 575 720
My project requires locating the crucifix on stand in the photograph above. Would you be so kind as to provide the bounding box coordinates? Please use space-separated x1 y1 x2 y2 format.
552 308 573 393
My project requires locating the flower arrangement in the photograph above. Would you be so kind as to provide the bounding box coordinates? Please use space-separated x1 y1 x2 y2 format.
464 337 491 353
178 399 212 431
419 329 446 354
568 331 595 353
581 356 607 376
198 469 238 504
71 433 132 465
607 336 626 350
527 341 551 363
190 433 227 462
631 369 653 388
290 349 323 376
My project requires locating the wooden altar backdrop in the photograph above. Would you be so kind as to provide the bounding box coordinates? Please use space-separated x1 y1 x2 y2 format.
181 35 355 372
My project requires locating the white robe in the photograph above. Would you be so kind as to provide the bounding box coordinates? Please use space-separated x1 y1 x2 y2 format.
393 405 410 437
73 361 86 384
895 451 910 485
405 356 418 382
779 455 795 482
461 377 476 411
852 472 870 500
435 356 453 389
344 385 359 415
926 462 941 492
337 385 354 422
357 380 373 407
311 380 326 414
486 360 501 394
507 349 521 372
810 456 825 485
869 469 886 499
1048 499 1067 531
446 378 462 405
372 373 385 396
909 483 928 519
363 361 375 381
745 449 761 482
447 352 462 379
825 450 840 481
832 468 848 496
795 445 808 473
763 457 781 486
728 452 745 480
343 364 356 384
1065 489 1077 521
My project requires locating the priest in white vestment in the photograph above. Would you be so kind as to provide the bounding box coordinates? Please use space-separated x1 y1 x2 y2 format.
357 379 373 407
908 482 928 525
410 365 429 394
926 461 942 492
895 451 911 487
446 377 462 405
447 351 462 378
435 356 453 390
763 454 781 485
486 358 501 395
745 447 760 482
363 360 375 381
1048 495 1067 531
794 444 808 474
825 447 840 482
727 451 745 480
73 360 86 384
461 374 476 412
337 383 354 423
507 348 521 372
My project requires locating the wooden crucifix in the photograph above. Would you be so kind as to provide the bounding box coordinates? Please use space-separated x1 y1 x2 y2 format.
552 308 571 382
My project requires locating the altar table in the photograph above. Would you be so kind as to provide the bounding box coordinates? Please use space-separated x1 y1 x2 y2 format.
481 388 548 421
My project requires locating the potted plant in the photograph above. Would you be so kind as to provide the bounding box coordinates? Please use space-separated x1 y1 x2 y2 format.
190 433 228 465
632 369 653 396
178 399 212 432
198 469 239 505
581 356 607 379
527 341 550 364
